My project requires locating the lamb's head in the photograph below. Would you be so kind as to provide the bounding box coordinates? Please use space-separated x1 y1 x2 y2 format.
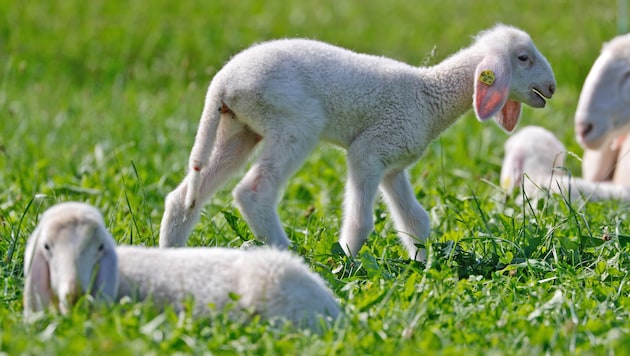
501 126 566 193
23 202 118 316
473 24 556 133
575 34 630 150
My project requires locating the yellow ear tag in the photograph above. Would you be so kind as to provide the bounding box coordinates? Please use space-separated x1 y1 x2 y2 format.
479 70 495 86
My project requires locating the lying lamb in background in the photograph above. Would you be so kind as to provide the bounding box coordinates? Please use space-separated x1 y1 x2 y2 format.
575 33 630 186
160 24 556 261
23 202 340 331
501 126 630 202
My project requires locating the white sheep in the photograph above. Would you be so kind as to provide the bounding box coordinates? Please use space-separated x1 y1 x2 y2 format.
23 202 340 330
160 24 556 261
501 126 630 202
574 33 630 185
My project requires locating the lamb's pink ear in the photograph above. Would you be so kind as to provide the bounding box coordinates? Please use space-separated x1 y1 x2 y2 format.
93 232 118 301
23 230 53 314
494 100 522 133
474 53 512 125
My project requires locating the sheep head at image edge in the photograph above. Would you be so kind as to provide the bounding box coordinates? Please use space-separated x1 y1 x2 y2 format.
575 33 630 150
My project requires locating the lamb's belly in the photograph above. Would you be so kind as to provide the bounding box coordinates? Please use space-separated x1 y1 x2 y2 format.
320 115 383 148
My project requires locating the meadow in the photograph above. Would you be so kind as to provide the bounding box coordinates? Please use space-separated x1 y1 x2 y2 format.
1 0 630 354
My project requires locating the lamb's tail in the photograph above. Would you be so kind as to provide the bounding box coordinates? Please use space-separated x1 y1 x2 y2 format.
184 88 225 209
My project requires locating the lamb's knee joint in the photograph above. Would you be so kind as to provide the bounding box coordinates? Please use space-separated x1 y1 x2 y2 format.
233 183 255 207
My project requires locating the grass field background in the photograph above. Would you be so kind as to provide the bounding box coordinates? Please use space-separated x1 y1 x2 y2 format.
1 0 630 354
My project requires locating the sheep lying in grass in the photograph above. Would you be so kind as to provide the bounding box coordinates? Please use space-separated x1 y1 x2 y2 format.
23 202 340 330
574 33 630 186
501 126 630 202
160 24 556 261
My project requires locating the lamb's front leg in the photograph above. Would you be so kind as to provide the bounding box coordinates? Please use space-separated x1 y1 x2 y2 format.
338 153 384 257
379 170 430 261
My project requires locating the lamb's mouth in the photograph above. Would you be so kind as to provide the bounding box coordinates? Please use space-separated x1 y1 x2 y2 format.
532 88 548 103
530 88 547 107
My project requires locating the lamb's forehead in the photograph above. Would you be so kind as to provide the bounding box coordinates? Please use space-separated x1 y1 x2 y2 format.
475 24 534 51
601 33 630 60
39 202 105 244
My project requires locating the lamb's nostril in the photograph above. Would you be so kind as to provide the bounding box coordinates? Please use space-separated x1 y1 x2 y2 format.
549 83 555 95
579 122 594 138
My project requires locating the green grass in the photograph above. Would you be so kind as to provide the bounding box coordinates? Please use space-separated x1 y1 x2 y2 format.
2 0 630 354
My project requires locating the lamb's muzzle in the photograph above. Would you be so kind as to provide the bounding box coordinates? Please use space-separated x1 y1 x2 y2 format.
530 83 555 107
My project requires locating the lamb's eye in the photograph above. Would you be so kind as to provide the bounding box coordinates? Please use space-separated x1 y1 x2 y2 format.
44 243 50 251
98 244 105 252
518 54 529 62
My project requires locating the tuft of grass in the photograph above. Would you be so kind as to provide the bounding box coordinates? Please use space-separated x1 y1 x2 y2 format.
1 0 630 354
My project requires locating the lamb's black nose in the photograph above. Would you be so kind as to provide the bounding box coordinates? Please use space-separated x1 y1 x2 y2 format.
577 122 593 139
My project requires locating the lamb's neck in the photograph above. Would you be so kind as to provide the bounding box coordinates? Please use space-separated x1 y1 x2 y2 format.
422 48 486 136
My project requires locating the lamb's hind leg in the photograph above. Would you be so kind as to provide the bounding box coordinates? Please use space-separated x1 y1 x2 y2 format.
379 169 430 261
233 130 319 249
160 124 261 247
338 148 384 257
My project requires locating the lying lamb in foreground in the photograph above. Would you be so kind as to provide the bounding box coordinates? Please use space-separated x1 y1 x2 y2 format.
160 24 556 261
501 126 630 202
23 202 340 330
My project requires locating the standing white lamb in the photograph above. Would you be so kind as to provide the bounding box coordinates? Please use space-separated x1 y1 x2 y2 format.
23 202 340 330
501 126 630 202
575 33 630 185
160 24 556 261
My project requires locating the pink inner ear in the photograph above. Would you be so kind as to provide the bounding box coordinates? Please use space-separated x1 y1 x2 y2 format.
473 54 512 121
494 100 522 132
